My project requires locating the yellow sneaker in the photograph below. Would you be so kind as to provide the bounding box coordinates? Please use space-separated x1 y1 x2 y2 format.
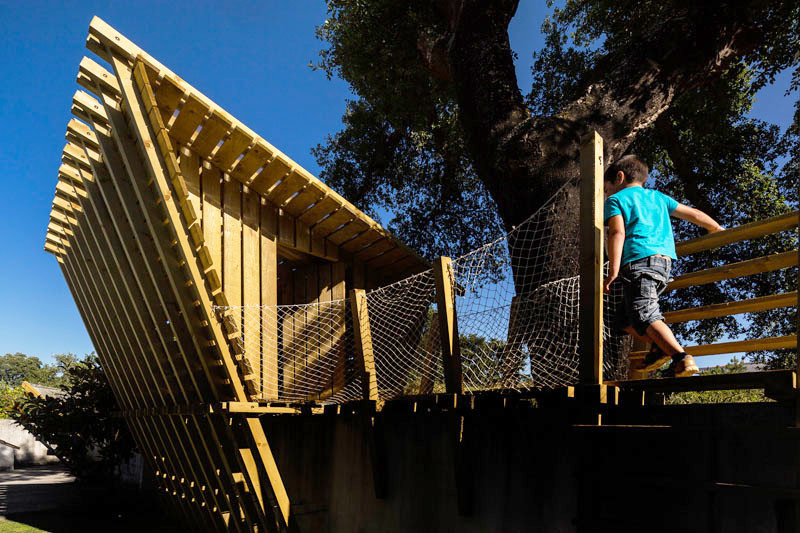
673 354 699 377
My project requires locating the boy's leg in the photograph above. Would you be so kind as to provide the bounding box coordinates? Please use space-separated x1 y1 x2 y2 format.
644 320 683 357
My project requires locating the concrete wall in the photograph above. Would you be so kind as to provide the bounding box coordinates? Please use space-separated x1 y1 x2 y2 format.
0 444 15 471
261 401 798 532
0 419 59 466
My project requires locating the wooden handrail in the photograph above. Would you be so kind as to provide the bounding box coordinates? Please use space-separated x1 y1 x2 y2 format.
629 335 797 360
663 291 797 324
676 210 798 257
667 251 797 291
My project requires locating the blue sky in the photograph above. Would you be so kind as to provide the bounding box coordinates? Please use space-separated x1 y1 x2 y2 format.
0 2 795 368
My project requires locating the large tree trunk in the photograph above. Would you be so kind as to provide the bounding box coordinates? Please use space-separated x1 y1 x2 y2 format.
418 0 764 286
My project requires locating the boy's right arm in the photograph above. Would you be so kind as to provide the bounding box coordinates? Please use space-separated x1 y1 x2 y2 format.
671 204 724 233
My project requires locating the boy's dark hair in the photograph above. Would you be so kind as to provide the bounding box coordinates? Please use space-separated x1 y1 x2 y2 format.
604 154 649 184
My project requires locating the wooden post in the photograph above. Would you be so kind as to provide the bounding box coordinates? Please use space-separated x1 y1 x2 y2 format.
433 257 464 394
579 131 605 385
349 288 378 402
348 288 387 499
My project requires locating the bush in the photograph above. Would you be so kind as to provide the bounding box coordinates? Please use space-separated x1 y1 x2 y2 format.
10 354 135 482
665 358 769 405
0 384 24 419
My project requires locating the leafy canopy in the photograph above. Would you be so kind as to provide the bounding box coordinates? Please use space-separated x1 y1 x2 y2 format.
314 0 799 365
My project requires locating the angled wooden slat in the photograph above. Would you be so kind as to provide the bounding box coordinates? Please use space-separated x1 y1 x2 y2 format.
663 292 798 323
78 56 120 96
230 140 273 184
281 181 326 217
212 127 252 173
327 218 370 246
676 211 799 256
117 56 290 526
356 238 396 262
62 160 223 526
170 93 208 144
668 251 798 291
78 105 244 528
629 335 797 361
191 111 231 158
265 169 307 207
249 154 292 195
298 195 339 227
313 207 354 239
340 227 382 253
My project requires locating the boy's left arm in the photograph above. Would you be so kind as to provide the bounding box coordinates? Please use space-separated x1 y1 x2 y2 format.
604 214 625 293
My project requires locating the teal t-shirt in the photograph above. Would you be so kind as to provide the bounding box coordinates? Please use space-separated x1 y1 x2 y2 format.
603 187 679 266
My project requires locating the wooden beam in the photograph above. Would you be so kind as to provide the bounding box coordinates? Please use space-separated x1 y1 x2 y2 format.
667 251 798 291
579 131 604 385
629 335 797 361
663 292 798 323
433 257 464 394
21 381 43 398
607 370 796 397
349 288 379 402
676 210 798 257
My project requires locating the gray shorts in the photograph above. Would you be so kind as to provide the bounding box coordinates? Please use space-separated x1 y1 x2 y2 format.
616 256 672 336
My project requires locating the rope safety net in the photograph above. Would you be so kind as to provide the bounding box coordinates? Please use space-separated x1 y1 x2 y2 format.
214 180 631 403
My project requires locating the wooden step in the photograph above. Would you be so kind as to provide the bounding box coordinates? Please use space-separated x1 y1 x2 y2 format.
607 370 796 399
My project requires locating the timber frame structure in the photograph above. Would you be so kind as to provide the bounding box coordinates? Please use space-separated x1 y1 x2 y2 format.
43 16 427 532
43 17 800 533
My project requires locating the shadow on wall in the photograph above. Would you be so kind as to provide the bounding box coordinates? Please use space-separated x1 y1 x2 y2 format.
0 419 59 471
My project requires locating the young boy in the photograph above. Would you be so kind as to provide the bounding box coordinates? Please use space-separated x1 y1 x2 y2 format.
603 155 724 377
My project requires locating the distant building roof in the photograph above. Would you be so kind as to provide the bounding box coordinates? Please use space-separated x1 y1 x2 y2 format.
0 439 20 450
22 382 66 399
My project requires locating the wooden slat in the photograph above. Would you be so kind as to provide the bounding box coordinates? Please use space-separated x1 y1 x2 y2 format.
629 335 797 360
202 163 223 267
169 93 208 144
676 211 799 257
179 148 202 229
213 128 252 173
260 202 278 399
340 228 382 253
663 292 798 324
433 257 463 394
327 218 370 246
350 289 378 401
191 111 231 159
266 170 307 207
667 251 798 291
312 207 353 239
330 263 347 396
153 76 183 120
231 141 273 184
223 175 243 328
607 370 796 395
298 196 339 226
242 187 261 394
281 181 326 217
249 154 291 195
355 238 395 262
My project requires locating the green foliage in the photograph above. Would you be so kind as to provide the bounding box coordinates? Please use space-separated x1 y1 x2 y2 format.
314 0 799 366
0 383 25 419
665 358 769 405
0 352 80 387
10 354 134 483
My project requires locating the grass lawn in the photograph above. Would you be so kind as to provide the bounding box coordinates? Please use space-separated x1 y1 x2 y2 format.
0 519 47 533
